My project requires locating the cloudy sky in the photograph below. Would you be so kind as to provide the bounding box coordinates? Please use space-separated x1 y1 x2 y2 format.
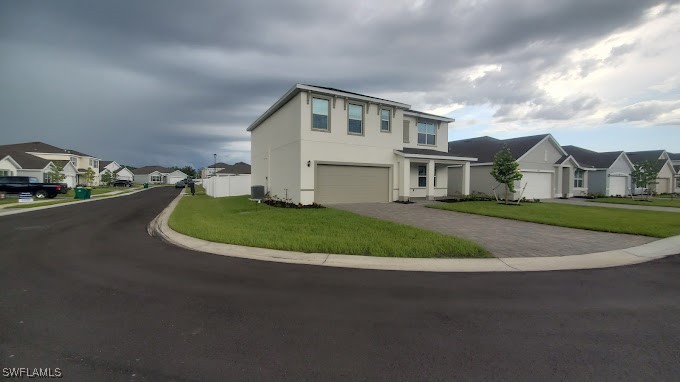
1 0 679 169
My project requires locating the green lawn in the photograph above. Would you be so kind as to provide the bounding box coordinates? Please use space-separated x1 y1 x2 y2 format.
169 195 490 258
428 201 680 238
587 197 680 208
0 198 18 205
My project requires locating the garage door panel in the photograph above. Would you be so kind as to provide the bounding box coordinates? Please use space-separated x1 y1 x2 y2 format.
655 178 670 193
316 165 389 204
608 176 627 196
519 172 552 199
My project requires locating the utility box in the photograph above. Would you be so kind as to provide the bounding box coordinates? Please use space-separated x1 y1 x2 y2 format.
251 185 265 199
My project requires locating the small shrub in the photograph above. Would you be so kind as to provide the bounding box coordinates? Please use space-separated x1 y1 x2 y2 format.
262 195 324 209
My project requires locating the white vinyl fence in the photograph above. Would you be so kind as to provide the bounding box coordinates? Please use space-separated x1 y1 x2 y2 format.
202 175 251 197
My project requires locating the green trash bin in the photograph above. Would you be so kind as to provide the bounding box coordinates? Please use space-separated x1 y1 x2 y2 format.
84 188 91 199
143 183 149 189
74 187 91 200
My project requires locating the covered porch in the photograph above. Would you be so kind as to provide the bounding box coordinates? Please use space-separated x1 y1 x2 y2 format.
394 149 476 201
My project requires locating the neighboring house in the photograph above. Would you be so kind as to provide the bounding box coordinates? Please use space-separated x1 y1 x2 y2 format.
98 160 134 182
52 160 78 187
0 142 100 185
0 149 54 182
248 84 475 204
626 150 675 194
669 153 680 192
448 134 579 200
561 146 633 197
214 162 251 176
132 166 188 184
201 162 231 178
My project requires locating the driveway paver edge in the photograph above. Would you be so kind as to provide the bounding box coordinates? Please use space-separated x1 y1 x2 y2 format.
151 191 679 272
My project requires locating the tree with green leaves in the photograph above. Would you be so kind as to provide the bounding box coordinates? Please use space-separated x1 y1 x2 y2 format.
490 145 523 204
101 170 113 186
631 160 659 200
47 162 66 183
84 167 96 186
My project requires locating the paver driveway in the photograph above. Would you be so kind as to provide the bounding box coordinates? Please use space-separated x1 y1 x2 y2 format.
331 202 656 258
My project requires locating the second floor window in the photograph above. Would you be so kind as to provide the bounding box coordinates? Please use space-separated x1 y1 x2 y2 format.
348 104 363 135
380 109 390 132
574 169 584 188
312 98 329 130
417 120 436 145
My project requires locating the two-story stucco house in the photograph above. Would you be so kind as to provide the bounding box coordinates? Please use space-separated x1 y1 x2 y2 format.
0 142 100 186
248 84 476 205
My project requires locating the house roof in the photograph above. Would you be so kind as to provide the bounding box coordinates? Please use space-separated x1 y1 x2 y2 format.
674 165 680 173
216 162 251 174
448 134 550 163
248 84 417 131
207 162 231 169
131 165 173 175
0 148 52 169
0 141 69 154
99 160 113 169
667 152 680 160
403 109 455 123
561 145 624 169
626 150 666 164
66 149 94 157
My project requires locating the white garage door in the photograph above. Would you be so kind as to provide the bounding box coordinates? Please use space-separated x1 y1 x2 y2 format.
167 175 186 184
519 172 552 199
608 176 627 196
316 165 389 204
655 178 670 194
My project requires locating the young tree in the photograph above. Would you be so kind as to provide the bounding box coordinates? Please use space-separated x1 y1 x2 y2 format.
47 162 66 183
631 160 659 200
84 168 96 186
490 145 523 204
101 170 113 186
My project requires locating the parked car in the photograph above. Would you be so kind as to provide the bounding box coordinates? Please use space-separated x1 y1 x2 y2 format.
0 176 65 199
175 180 187 188
112 180 133 187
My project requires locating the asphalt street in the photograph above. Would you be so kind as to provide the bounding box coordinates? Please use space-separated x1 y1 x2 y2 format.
1 187 678 381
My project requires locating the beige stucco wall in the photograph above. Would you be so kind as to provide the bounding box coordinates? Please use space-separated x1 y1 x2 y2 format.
468 165 498 196
402 115 450 153
517 138 564 171
251 92 302 203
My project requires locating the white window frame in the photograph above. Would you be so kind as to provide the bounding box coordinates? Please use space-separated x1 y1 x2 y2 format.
347 103 364 135
0 170 10 176
574 169 584 188
418 165 427 187
150 174 162 182
380 109 391 132
417 120 436 146
311 96 331 131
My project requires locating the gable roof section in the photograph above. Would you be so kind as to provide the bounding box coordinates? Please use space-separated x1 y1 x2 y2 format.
66 149 94 157
0 141 69 154
626 150 666 164
99 160 113 169
0 148 53 169
216 162 251 174
448 134 553 163
0 155 21 169
131 165 173 175
561 145 625 169
248 84 414 131
403 109 455 123
668 152 680 160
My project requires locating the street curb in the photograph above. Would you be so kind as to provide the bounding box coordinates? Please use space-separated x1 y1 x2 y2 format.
0 187 152 216
151 191 679 272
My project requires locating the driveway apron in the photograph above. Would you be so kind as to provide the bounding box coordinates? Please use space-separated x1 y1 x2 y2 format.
331 202 656 258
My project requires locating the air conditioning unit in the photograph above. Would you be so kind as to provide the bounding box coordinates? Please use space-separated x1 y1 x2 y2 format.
251 185 265 200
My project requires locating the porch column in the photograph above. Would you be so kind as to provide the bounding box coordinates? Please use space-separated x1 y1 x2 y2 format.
400 158 410 201
427 159 435 200
566 167 574 198
461 162 470 196
555 166 563 198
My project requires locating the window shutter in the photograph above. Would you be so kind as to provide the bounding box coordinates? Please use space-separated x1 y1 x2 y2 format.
403 120 410 143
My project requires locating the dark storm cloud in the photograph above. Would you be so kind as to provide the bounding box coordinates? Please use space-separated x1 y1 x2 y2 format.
0 0 675 167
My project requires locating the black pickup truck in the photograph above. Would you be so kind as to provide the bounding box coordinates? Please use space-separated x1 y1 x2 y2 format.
0 176 68 199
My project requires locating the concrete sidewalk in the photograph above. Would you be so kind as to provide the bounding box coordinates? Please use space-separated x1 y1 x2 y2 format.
152 192 679 272
544 197 680 212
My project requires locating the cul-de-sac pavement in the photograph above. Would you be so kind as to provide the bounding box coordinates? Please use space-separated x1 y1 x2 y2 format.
1 187 678 381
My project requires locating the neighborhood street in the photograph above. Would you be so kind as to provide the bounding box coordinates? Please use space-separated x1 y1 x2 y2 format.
1 187 678 381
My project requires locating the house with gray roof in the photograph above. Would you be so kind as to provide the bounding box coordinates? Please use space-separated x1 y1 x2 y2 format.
248 84 476 204
561 146 634 197
448 134 579 200
0 148 56 183
132 166 187 185
626 150 676 194
0 141 101 186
